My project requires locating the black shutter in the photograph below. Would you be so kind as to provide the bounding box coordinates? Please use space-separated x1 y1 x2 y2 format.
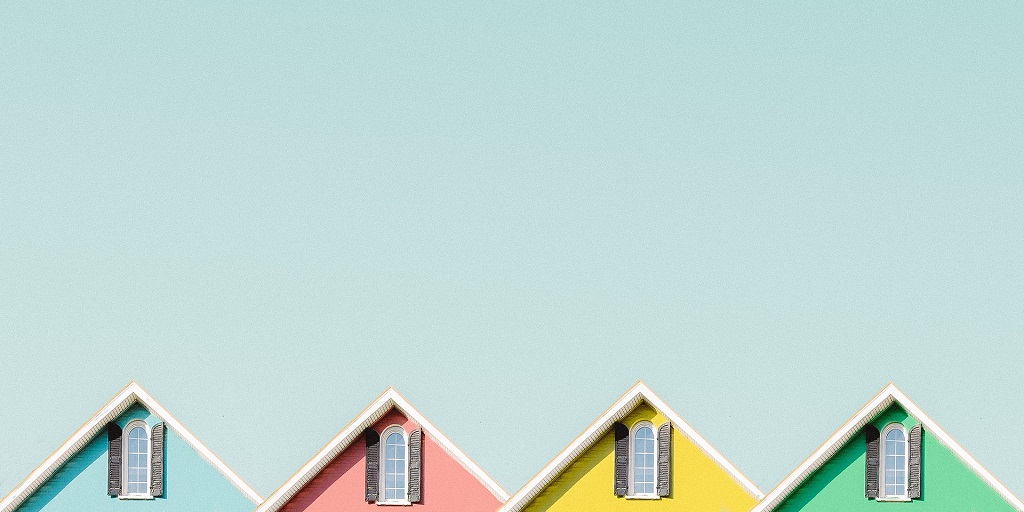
909 425 922 499
657 422 671 497
150 423 165 497
107 423 123 496
408 428 423 503
613 422 628 496
865 424 879 498
365 429 380 502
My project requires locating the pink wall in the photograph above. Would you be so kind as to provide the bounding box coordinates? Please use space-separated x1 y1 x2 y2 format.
281 409 502 512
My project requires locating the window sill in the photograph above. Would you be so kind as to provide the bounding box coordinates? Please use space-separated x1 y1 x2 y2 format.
376 500 412 506
625 494 660 500
118 495 154 500
876 497 911 502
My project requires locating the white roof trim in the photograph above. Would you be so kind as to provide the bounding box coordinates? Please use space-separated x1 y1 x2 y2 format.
752 383 1024 512
0 381 263 512
256 388 510 512
499 382 763 512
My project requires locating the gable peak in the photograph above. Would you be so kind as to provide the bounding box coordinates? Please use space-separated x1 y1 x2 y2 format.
380 386 406 403
626 380 654 398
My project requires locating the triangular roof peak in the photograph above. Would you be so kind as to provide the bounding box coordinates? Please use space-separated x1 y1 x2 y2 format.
500 383 763 512
752 383 1024 512
0 381 263 512
256 387 509 512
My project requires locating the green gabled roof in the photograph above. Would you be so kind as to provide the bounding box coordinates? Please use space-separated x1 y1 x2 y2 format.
752 383 1024 512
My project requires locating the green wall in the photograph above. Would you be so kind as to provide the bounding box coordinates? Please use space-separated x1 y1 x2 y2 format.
776 404 1016 512
15 406 254 512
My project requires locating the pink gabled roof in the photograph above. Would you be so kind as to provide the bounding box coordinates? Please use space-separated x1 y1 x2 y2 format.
257 388 509 512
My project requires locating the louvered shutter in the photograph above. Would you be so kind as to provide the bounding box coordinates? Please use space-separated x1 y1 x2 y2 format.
657 422 671 497
864 424 880 498
365 429 380 502
150 423 165 497
613 422 628 496
408 428 423 502
107 423 123 496
908 425 922 499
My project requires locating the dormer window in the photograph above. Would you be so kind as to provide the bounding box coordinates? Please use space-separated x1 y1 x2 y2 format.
629 422 657 496
124 420 151 496
865 422 921 501
613 420 672 499
381 426 409 503
881 424 908 499
106 421 165 499
363 426 423 505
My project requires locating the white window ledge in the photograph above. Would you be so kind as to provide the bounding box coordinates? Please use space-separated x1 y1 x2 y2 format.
876 497 912 502
625 494 660 500
377 500 412 506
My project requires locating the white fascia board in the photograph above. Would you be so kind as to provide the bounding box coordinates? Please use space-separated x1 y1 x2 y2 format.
500 382 763 512
752 384 1024 512
257 388 509 512
0 382 263 512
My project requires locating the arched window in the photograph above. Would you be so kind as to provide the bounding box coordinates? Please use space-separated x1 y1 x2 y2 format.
124 420 150 496
381 426 408 502
629 422 657 496
881 424 908 498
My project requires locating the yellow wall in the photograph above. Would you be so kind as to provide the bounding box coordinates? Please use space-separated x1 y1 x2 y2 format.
522 404 757 512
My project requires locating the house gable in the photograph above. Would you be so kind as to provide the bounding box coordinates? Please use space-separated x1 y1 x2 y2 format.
280 408 501 512
522 403 757 512
755 384 1024 512
7 402 257 512
258 388 507 512
502 383 761 512
775 403 1016 512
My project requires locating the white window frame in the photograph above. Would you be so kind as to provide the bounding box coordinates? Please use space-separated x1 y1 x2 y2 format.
379 425 410 505
879 423 909 501
627 421 659 499
121 420 151 499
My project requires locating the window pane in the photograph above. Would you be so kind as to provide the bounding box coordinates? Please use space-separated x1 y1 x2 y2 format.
124 426 148 494
632 426 655 494
882 427 908 497
382 430 407 500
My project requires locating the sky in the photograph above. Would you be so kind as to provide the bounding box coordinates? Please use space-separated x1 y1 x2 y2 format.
1 0 1023 503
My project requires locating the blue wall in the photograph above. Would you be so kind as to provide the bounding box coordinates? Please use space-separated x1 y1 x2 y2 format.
16 406 255 512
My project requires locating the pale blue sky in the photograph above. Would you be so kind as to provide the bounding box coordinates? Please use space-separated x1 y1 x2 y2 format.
2 0 1023 502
